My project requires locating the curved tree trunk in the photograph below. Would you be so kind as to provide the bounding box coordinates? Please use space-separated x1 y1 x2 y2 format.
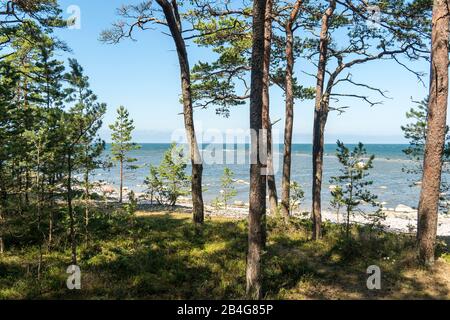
417 0 449 266
156 0 204 224
246 0 267 300
311 1 335 240
262 0 278 217
281 0 303 217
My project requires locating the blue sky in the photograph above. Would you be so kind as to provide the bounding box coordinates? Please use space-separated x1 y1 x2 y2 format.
54 0 432 143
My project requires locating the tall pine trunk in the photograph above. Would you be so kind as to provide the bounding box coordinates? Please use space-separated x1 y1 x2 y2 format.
262 0 278 216
0 210 3 254
281 0 303 217
47 176 55 251
48 209 53 251
156 0 204 224
0 172 5 254
311 1 335 240
246 0 267 300
0 191 4 254
67 152 77 265
84 167 90 246
417 0 449 266
119 158 123 203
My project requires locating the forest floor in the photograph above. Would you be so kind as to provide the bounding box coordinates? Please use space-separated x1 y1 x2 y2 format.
1 204 450 300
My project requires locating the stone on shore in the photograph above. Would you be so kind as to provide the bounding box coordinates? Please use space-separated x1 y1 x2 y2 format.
234 201 245 208
394 204 416 213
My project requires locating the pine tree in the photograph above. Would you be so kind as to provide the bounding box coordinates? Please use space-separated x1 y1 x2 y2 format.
144 143 189 207
330 141 384 238
213 167 237 210
109 106 140 203
65 58 106 245
402 98 450 213
101 0 205 224
417 0 449 266
246 0 267 300
310 0 430 240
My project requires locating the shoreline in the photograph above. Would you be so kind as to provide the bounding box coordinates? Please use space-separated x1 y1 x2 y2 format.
91 182 450 237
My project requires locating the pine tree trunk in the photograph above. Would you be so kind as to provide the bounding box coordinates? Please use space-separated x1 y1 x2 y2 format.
156 0 204 224
37 145 43 281
246 0 267 300
281 26 295 218
417 0 449 266
280 1 302 217
0 173 5 254
267 130 278 215
67 152 77 265
0 201 4 254
311 1 335 240
84 168 89 246
47 179 54 252
119 158 123 203
48 210 53 251
262 0 278 217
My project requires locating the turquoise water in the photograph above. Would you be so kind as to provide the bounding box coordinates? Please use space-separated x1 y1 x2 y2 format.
93 143 423 209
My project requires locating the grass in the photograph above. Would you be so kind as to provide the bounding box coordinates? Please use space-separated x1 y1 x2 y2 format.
1 206 450 300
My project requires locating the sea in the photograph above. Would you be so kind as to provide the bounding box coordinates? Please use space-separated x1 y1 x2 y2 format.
92 143 425 210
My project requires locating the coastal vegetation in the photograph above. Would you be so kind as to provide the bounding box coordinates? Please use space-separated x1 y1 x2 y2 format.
2 212 450 299
0 0 449 300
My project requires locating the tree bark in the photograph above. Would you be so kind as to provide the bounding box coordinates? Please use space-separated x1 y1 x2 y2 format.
417 0 449 266
281 0 303 217
47 177 55 251
48 210 53 251
156 0 204 224
262 0 278 216
311 0 335 240
0 197 4 254
119 158 123 203
84 166 89 246
67 152 77 265
246 0 267 300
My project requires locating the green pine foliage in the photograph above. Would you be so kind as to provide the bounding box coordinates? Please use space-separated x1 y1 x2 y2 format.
289 181 305 215
401 98 450 212
144 143 190 207
330 141 385 238
109 106 140 202
212 167 238 210
109 106 140 165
